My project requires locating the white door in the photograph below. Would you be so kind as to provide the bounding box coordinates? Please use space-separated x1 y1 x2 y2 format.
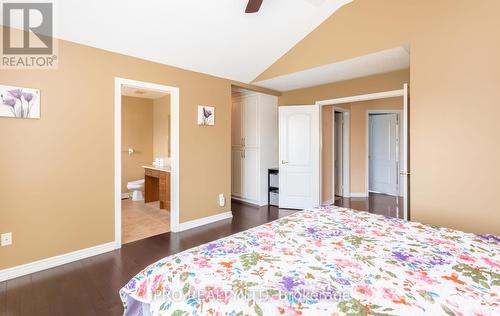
369 113 399 195
279 106 320 209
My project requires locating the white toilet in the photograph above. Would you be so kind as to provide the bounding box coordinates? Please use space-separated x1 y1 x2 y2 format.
127 179 145 201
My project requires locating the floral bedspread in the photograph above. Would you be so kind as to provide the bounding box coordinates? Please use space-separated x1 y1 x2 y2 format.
120 206 500 315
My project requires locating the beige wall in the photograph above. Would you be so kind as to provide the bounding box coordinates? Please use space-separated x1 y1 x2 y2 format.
267 0 500 235
121 96 154 192
153 95 170 159
0 34 234 270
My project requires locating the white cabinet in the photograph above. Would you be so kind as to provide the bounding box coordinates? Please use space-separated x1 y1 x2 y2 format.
231 99 242 147
232 92 278 206
231 149 243 196
243 94 259 148
242 148 259 201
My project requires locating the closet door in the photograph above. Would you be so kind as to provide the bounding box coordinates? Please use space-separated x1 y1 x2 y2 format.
242 95 259 148
242 148 259 201
231 149 244 197
232 99 243 147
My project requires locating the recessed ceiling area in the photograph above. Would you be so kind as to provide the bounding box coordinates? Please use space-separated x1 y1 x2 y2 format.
253 46 410 91
55 0 352 83
121 86 170 100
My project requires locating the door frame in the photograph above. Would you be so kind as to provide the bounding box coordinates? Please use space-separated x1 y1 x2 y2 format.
366 110 403 197
332 108 350 198
315 85 409 219
114 77 180 248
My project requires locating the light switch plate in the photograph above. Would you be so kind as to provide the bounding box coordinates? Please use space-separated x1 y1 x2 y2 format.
1 232 12 246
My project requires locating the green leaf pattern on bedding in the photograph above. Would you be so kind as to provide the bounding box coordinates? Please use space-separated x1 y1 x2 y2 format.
120 206 500 315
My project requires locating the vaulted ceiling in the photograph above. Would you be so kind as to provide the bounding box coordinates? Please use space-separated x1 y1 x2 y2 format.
56 0 352 83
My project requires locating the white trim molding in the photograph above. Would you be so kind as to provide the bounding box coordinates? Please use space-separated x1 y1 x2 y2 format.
331 108 350 200
115 78 181 244
231 196 267 207
316 89 404 107
0 242 115 282
121 193 130 199
177 212 233 232
315 87 406 209
350 192 369 198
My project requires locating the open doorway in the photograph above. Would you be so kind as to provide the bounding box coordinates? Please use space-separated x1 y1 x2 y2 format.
114 78 180 248
321 106 350 205
120 87 170 244
318 85 410 220
333 110 350 200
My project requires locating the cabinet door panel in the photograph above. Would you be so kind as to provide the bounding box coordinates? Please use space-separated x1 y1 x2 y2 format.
232 100 242 147
231 149 243 196
242 149 259 201
243 95 259 148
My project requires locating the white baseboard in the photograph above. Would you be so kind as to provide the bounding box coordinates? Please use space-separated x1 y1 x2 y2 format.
368 190 402 197
231 196 266 207
0 242 116 282
177 211 233 232
350 192 368 198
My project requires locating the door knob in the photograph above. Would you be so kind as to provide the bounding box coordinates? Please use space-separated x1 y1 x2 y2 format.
281 160 288 164
400 171 411 176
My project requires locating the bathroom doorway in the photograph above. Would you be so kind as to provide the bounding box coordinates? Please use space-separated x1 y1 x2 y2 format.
114 78 180 247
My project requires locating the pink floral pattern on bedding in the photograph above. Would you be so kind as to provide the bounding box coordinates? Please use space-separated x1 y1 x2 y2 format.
120 206 500 315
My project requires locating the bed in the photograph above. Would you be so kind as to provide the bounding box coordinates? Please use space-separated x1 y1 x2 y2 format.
120 206 499 315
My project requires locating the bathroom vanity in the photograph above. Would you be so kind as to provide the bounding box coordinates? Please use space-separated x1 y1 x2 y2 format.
142 165 171 210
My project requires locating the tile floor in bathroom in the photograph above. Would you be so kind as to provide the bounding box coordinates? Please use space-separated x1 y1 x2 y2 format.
121 199 170 244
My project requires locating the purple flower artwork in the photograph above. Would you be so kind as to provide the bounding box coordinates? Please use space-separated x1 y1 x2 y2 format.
197 105 215 126
0 85 40 119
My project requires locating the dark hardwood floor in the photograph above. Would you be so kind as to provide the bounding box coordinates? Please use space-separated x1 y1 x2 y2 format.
334 192 404 219
0 194 401 316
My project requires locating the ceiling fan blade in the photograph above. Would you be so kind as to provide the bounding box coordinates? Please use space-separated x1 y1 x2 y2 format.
245 0 263 13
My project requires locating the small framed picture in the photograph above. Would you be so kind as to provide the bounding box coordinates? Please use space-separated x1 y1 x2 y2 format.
0 84 41 119
198 105 215 126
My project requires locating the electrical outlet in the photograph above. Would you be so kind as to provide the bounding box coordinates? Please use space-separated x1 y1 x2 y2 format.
218 194 225 207
1 232 12 246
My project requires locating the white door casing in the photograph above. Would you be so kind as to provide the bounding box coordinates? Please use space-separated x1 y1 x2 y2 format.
316 86 409 220
114 77 180 242
334 112 344 196
369 113 399 196
279 105 320 209
402 83 410 220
